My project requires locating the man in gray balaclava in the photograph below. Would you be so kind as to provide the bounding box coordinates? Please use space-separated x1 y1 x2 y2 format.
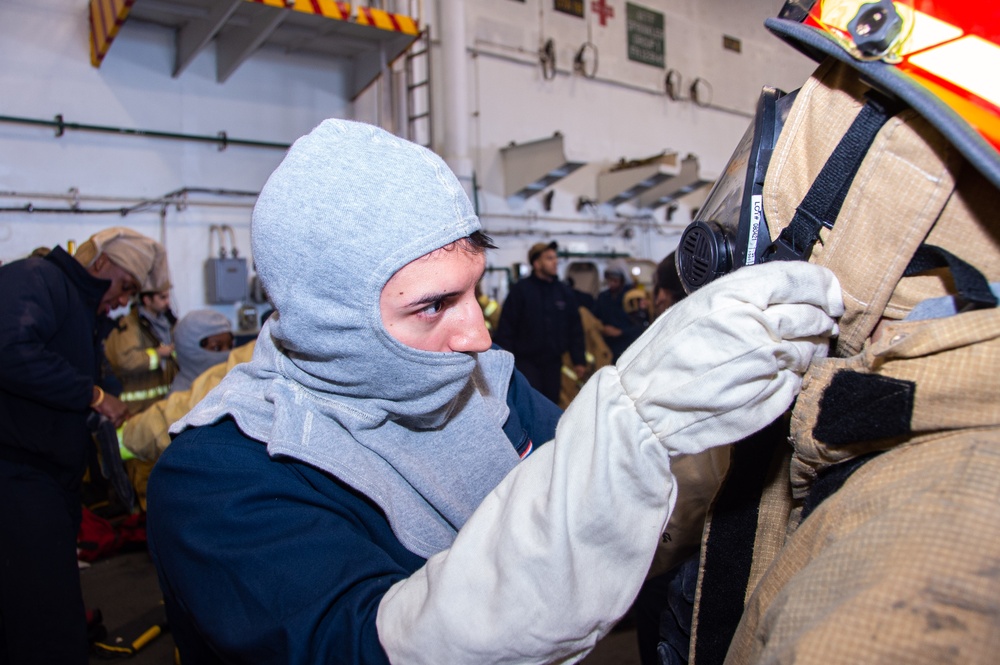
113 309 234 510
119 310 242 465
145 119 842 664
170 309 234 393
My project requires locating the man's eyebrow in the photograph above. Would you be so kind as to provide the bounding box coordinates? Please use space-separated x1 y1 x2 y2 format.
401 263 485 308
405 289 462 308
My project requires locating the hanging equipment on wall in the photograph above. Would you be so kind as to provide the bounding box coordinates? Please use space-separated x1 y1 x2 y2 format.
665 69 684 100
540 38 557 80
690 77 714 107
536 2 557 80
574 42 598 78
574 11 599 79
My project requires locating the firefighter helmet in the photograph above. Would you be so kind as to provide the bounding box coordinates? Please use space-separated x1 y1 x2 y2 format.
770 0 1000 188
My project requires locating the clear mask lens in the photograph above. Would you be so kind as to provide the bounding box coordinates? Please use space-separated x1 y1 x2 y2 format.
676 87 798 293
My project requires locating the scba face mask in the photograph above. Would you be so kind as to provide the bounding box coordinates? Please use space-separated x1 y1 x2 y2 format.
675 87 798 294
677 79 905 298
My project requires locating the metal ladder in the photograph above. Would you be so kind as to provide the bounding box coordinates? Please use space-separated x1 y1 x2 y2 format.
404 26 432 149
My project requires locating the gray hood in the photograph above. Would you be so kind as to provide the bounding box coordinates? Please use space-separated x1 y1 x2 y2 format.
171 309 232 392
174 119 517 557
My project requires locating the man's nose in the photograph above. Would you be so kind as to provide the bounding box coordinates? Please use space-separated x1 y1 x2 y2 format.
452 301 493 354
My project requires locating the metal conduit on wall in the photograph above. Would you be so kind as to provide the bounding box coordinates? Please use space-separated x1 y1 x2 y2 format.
0 188 259 248
0 114 291 151
0 188 259 215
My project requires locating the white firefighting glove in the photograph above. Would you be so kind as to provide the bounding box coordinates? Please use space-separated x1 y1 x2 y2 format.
617 260 844 455
378 261 843 665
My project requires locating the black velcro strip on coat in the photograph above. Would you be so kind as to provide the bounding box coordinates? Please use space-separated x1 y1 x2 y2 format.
813 371 914 447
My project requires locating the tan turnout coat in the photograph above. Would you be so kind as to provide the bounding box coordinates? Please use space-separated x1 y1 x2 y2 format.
687 60 1000 665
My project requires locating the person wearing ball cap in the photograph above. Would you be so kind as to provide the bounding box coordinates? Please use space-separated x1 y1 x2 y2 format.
493 239 587 404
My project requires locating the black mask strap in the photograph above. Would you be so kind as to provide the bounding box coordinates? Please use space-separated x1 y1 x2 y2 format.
763 91 899 262
904 244 998 311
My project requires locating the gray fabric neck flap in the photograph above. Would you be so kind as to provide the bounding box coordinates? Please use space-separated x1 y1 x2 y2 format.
905 283 1000 321
173 119 518 558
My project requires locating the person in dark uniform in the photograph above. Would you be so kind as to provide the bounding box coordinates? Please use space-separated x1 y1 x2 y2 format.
144 120 841 665
594 260 645 362
0 227 167 664
494 241 587 403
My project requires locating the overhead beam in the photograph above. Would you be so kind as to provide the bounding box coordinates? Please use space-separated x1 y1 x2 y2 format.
174 0 241 77
635 155 712 209
500 133 586 201
216 2 289 82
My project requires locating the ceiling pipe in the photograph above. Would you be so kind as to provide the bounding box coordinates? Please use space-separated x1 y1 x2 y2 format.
0 187 259 215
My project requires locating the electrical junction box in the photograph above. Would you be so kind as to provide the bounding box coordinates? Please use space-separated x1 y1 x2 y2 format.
205 257 248 303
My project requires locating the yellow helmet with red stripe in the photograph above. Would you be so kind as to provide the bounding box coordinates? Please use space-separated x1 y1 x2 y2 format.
805 1 998 148
771 0 1000 186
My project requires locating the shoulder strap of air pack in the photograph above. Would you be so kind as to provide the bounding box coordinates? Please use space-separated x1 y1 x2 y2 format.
904 244 998 311
763 91 899 262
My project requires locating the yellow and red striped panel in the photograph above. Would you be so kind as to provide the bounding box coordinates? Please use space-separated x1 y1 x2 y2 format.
245 0 351 20
354 6 419 35
292 0 352 21
89 0 135 67
90 0 418 69
243 0 417 34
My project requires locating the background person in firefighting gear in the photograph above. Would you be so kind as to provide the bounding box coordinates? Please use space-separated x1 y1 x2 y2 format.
143 118 842 664
122 311 246 464
104 284 178 415
116 309 235 504
649 2 1000 664
493 241 587 403
104 283 178 512
557 298 613 409
169 309 234 393
0 226 167 665
623 287 653 332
